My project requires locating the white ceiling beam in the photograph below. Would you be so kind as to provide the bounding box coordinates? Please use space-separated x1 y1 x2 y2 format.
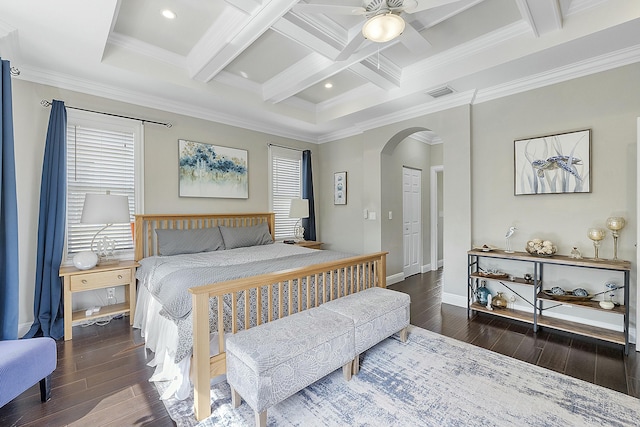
351 61 400 90
188 0 299 83
271 15 342 60
272 13 401 93
516 0 563 38
225 0 264 15
263 40 400 103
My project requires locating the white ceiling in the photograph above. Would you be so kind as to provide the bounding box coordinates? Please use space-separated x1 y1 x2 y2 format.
1 0 639 143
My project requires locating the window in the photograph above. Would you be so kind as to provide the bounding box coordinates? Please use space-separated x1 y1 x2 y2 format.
269 146 302 240
65 110 143 260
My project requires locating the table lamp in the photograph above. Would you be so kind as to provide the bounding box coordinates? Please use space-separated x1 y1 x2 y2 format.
288 198 309 241
73 192 130 269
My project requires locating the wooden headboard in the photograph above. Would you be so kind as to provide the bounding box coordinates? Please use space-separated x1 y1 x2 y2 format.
134 212 276 261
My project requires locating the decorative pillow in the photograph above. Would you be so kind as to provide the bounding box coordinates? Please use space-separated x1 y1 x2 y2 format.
219 223 273 249
156 227 225 256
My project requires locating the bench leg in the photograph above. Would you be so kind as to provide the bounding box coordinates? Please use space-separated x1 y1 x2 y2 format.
400 326 409 343
255 410 267 427
39 375 52 402
342 361 353 381
352 354 360 375
230 386 242 408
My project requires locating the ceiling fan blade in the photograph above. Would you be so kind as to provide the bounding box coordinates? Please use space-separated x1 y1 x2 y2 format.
334 32 367 61
403 0 463 14
292 4 366 15
400 23 432 54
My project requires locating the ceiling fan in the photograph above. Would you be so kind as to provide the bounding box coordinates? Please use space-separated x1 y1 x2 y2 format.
292 0 462 60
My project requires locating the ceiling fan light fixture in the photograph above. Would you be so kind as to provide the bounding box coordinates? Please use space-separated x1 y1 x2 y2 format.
362 13 405 43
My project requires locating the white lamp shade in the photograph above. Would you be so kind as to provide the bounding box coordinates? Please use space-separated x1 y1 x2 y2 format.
81 193 130 224
362 13 405 43
289 198 309 219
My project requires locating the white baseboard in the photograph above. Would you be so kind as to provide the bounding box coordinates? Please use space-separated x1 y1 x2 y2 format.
386 273 404 286
421 264 431 273
438 259 444 268
442 292 467 308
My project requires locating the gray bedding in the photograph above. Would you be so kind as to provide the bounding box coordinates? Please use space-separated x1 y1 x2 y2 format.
137 243 355 362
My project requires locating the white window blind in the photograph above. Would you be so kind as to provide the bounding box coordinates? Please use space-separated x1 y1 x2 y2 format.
66 120 136 256
270 146 302 239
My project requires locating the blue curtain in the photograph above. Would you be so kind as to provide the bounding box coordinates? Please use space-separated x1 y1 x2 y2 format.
301 150 316 241
23 100 67 340
0 58 19 340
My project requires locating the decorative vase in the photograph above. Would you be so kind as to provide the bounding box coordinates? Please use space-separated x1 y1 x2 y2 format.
491 291 508 309
475 281 490 306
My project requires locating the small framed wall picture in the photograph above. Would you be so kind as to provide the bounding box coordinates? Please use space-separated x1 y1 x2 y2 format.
334 171 347 205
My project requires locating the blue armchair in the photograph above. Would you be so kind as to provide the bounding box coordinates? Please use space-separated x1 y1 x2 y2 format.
0 337 57 407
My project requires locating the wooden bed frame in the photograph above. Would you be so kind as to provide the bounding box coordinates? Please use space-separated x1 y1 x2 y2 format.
134 213 387 421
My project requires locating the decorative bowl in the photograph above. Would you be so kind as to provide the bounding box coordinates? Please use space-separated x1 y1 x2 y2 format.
542 289 594 302
525 239 557 257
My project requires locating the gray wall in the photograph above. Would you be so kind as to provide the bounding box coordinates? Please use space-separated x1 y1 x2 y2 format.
318 106 472 305
10 62 640 341
315 62 639 340
11 79 316 327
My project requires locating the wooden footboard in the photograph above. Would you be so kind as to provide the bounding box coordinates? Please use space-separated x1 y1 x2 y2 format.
189 251 387 421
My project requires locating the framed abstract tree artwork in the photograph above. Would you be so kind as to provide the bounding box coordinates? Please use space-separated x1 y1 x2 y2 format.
178 139 248 198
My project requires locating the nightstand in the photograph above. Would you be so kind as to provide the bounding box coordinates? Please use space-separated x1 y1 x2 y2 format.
59 260 139 340
294 240 323 250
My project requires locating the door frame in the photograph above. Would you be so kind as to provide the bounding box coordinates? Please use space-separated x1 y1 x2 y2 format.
430 165 443 271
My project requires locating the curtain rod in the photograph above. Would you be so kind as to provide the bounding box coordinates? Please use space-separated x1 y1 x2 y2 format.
41 99 173 128
268 143 305 152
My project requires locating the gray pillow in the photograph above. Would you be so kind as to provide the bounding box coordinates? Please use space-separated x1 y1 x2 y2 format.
219 223 273 249
156 227 225 256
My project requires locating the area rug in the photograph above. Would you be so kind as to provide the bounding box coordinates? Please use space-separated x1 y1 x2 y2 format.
156 325 639 426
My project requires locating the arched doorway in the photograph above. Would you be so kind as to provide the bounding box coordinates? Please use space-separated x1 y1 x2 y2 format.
380 128 443 282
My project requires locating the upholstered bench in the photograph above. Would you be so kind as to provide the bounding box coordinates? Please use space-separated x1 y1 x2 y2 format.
226 306 355 427
0 337 57 407
321 287 410 374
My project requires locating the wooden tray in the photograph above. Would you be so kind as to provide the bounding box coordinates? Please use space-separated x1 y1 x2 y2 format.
541 290 594 302
476 272 509 279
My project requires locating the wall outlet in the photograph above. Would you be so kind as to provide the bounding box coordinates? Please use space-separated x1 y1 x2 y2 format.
106 288 115 298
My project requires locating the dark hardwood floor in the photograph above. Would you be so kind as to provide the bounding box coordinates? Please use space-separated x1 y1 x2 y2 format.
1 270 638 426
389 270 640 398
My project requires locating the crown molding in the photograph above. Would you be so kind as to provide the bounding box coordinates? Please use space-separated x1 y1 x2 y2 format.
404 21 532 79
317 90 477 143
475 43 640 104
14 39 640 146
17 65 321 143
107 32 186 68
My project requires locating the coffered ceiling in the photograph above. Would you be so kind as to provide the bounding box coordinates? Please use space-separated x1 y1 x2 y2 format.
1 0 639 142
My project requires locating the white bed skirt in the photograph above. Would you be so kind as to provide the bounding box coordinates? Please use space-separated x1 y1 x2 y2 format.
134 285 224 400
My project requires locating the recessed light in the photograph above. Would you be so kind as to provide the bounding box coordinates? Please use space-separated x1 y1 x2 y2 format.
162 9 177 19
324 82 333 89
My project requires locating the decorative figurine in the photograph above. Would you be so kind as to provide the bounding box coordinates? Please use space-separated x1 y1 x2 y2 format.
504 226 517 253
570 246 582 259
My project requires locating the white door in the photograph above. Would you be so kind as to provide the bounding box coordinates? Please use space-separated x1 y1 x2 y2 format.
403 167 421 277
